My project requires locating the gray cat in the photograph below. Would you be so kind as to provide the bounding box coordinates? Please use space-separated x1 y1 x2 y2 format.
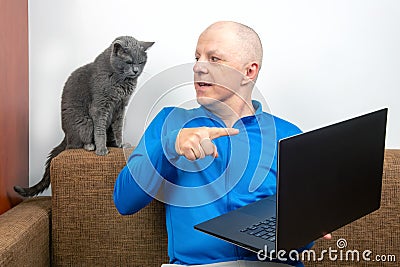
14 36 154 197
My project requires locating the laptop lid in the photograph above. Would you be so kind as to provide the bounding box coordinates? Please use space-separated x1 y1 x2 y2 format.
276 108 387 251
194 108 387 255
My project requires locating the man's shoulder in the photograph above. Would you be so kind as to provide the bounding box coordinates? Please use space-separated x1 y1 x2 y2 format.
259 112 302 137
153 106 203 125
161 106 202 117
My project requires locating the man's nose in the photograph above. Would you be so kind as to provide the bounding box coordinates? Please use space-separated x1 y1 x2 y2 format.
193 61 209 74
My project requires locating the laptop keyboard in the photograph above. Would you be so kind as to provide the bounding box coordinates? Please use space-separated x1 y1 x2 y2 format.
240 217 276 242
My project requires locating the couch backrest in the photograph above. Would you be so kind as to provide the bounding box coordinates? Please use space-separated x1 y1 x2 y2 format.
51 148 400 267
51 148 168 266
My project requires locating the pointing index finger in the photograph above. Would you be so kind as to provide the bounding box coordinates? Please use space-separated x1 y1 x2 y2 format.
208 127 239 140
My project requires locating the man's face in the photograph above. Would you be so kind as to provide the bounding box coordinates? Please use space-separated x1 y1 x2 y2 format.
193 27 247 108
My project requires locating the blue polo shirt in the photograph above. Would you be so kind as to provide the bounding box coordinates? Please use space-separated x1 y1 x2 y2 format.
113 100 310 266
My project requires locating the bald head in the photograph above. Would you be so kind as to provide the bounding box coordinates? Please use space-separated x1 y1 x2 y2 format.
202 21 263 69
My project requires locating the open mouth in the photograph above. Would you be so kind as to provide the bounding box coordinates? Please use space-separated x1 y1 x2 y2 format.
197 82 212 87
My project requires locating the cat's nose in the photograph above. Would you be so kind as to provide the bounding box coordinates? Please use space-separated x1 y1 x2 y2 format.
132 66 139 74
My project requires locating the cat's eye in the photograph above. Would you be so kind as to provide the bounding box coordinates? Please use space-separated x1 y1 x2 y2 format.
126 60 133 64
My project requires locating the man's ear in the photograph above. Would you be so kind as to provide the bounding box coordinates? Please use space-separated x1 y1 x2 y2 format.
241 62 259 85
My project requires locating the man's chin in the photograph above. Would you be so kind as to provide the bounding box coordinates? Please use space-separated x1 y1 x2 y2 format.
196 96 219 108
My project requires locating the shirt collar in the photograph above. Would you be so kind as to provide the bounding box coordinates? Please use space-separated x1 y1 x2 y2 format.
198 100 264 126
252 100 264 116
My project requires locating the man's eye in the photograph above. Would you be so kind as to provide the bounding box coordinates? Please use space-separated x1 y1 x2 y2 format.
210 56 220 62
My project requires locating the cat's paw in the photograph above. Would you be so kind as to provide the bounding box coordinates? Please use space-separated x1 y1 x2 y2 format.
95 147 109 156
84 143 95 151
121 142 132 148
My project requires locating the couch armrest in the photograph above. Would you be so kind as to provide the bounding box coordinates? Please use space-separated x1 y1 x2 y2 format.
0 197 51 267
50 148 169 266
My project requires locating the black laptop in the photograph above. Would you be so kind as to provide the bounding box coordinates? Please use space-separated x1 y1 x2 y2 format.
195 108 388 257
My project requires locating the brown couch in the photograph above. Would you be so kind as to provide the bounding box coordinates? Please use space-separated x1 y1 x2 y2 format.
0 148 399 266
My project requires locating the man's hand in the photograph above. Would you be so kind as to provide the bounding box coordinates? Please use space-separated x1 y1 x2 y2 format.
323 234 332 240
175 127 239 161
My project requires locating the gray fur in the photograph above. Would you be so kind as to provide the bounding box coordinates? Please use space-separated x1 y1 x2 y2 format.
14 36 154 197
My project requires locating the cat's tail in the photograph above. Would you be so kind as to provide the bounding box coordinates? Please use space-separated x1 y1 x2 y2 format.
14 138 67 197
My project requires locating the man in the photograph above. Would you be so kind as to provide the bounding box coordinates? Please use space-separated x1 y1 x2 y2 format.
114 21 329 266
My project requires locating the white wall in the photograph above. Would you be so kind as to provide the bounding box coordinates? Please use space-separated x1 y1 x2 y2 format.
29 0 400 195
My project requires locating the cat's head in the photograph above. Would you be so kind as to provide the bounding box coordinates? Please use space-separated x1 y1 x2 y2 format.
110 36 154 79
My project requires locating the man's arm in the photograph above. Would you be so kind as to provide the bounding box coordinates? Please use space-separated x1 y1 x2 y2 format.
113 116 240 214
113 165 153 215
113 108 178 215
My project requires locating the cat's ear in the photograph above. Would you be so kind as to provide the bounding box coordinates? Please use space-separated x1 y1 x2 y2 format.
112 41 124 56
140 41 155 51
